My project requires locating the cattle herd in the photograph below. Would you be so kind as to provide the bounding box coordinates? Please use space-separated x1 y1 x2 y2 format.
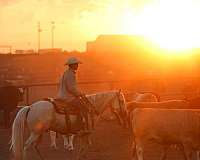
127 93 200 160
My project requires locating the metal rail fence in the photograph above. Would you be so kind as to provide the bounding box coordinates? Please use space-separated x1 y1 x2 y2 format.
19 80 121 105
17 78 200 105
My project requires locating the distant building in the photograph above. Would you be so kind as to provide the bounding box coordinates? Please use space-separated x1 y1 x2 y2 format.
86 35 154 54
15 49 35 54
38 48 62 54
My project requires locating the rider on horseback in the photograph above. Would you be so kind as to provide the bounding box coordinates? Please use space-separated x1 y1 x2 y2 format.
57 57 89 133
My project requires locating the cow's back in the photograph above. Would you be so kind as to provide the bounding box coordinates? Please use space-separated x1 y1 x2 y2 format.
132 108 200 147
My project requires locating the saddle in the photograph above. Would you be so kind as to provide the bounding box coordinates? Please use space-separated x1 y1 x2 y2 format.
43 98 79 115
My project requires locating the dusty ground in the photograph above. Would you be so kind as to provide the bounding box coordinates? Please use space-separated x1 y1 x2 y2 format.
0 119 196 160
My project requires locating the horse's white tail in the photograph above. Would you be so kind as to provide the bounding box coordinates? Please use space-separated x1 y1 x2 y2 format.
10 106 30 160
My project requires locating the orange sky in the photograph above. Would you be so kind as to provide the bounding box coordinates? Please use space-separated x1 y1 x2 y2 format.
1 0 200 52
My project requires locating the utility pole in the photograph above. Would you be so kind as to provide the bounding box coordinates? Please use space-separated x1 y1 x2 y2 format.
51 21 55 49
0 45 12 54
38 22 42 54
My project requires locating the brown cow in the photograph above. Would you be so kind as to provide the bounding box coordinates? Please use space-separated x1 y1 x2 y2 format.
131 108 200 160
127 100 189 130
126 93 159 128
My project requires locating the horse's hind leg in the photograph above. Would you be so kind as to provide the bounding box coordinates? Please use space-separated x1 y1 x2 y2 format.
24 132 44 160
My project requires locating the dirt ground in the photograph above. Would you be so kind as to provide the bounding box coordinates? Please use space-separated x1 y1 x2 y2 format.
0 119 196 160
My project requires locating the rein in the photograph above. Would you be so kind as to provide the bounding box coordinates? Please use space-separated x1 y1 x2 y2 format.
116 91 125 117
78 96 98 130
79 96 99 115
109 91 126 126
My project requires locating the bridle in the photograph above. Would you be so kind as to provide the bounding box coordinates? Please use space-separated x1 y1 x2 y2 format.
78 95 99 130
110 90 127 126
116 91 124 117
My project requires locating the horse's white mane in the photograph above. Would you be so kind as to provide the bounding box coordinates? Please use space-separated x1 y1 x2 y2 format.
85 90 127 128
86 90 124 110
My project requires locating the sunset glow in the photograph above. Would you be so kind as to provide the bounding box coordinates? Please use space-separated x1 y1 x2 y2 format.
0 0 200 52
120 0 200 52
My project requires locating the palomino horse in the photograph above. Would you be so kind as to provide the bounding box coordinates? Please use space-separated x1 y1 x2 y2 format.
0 85 24 128
49 90 127 150
10 90 126 160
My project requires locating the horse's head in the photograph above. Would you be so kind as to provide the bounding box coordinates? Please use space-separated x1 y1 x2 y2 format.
110 90 128 127
87 90 127 127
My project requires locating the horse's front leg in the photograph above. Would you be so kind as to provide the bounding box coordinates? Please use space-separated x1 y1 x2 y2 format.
113 111 123 125
64 134 75 151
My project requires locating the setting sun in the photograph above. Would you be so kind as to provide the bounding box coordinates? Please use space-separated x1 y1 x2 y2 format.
120 0 200 52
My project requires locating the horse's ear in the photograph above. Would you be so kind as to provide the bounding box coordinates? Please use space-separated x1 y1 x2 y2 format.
118 89 122 93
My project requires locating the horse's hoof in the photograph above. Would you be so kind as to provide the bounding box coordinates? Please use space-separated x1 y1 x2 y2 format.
50 144 58 150
64 144 74 151
64 145 69 150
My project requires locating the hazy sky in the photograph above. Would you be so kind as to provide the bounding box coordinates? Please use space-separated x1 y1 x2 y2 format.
0 0 157 51
1 0 200 52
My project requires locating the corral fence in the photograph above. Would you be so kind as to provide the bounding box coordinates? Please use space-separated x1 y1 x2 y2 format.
17 78 200 105
19 80 128 105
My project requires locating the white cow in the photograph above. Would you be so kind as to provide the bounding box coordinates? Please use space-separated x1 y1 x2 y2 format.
131 108 200 160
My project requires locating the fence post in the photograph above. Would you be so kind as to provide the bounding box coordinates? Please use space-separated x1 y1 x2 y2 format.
26 87 29 105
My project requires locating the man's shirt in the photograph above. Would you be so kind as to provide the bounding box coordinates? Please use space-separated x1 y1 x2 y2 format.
57 68 81 102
